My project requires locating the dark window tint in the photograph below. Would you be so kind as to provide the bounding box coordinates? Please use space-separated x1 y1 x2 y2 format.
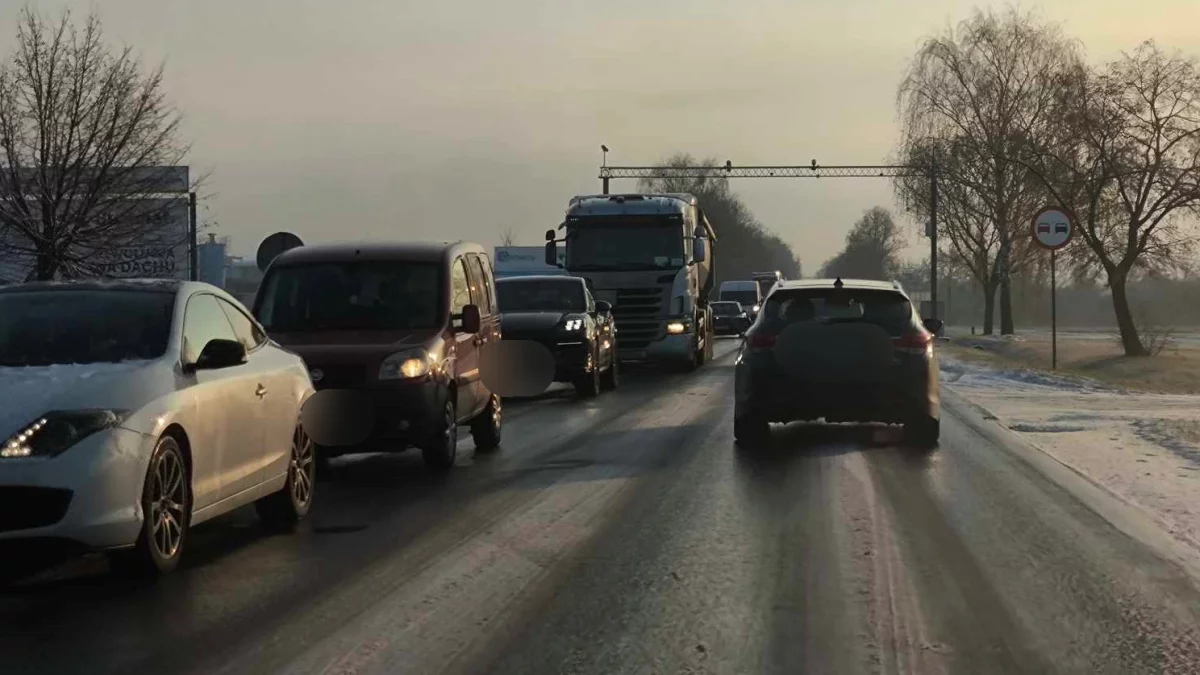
720 290 758 306
450 258 471 317
0 290 175 366
496 279 586 312
468 255 493 315
712 302 741 316
762 289 915 336
183 294 238 364
479 257 499 314
218 298 266 350
256 262 443 332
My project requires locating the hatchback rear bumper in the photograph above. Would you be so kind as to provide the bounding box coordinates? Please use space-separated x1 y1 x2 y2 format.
735 360 938 424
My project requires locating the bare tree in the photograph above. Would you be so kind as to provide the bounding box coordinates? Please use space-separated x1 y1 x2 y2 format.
1023 42 1200 355
0 8 191 281
820 207 906 280
498 226 517 246
897 7 1079 334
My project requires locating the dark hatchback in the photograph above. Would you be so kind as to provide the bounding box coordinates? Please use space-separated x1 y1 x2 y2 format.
253 241 503 471
711 301 750 336
733 278 941 447
495 275 618 398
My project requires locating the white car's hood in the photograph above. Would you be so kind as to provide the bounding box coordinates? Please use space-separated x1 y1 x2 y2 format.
0 360 163 439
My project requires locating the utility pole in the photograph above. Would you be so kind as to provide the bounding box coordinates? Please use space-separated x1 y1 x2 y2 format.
929 162 939 320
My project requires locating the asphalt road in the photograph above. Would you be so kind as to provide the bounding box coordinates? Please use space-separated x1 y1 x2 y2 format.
4 338 1200 675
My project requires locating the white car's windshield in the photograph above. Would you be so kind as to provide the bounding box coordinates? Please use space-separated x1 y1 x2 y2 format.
0 289 175 366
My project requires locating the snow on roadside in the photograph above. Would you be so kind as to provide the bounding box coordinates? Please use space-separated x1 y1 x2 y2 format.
941 354 1200 551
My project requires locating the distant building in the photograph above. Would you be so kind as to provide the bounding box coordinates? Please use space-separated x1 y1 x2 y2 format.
224 258 262 307
493 246 566 279
197 234 227 287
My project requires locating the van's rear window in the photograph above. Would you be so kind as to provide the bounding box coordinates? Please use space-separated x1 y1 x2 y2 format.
256 261 442 331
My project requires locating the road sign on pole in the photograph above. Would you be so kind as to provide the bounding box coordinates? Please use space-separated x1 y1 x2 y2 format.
1030 206 1075 369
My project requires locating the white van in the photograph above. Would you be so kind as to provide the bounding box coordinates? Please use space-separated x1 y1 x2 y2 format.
718 280 762 317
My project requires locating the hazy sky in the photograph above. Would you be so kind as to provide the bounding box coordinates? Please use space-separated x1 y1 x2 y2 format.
6 0 1199 268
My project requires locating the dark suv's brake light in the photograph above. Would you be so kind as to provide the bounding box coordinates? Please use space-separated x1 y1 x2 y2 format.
746 331 776 349
893 330 933 356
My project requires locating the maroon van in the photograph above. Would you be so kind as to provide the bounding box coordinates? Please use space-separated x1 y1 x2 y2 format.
252 241 503 471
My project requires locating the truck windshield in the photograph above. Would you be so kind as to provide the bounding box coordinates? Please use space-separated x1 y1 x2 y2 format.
566 221 683 271
256 261 443 332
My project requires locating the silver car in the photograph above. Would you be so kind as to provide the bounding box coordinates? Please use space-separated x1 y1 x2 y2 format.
0 280 317 575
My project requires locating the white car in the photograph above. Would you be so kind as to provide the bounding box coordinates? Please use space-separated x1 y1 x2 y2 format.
0 280 317 574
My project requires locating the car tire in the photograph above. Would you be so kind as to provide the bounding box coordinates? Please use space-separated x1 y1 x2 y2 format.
255 423 316 531
575 362 600 399
734 414 770 448
422 396 458 471
470 393 503 453
600 353 619 391
904 415 940 448
109 434 191 577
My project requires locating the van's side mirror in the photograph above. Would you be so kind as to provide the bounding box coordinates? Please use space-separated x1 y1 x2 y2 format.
923 318 944 336
595 300 612 315
692 238 707 263
461 304 482 334
544 241 557 266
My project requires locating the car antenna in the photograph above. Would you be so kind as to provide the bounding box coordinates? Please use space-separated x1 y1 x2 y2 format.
834 277 844 289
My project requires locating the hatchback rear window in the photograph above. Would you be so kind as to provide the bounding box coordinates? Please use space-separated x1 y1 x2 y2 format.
761 289 915 336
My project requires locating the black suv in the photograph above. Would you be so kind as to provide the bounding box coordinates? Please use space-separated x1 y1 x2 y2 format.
733 278 941 447
495 275 618 398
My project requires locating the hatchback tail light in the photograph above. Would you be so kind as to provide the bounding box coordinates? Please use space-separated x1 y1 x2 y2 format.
893 330 933 356
746 331 776 349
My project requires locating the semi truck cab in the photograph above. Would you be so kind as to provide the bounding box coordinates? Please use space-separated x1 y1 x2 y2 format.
545 193 716 369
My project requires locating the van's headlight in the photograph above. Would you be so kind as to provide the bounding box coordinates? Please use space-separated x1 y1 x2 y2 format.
379 350 432 380
562 318 584 331
666 321 687 335
1 410 129 459
752 304 761 313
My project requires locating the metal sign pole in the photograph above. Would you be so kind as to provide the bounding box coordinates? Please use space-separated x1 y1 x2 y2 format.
1051 248 1057 370
1030 205 1073 371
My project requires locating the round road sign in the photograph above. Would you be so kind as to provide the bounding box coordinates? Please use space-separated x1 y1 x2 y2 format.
1030 206 1074 251
256 231 305 271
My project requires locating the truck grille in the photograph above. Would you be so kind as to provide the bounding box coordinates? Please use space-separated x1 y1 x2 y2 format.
612 287 666 350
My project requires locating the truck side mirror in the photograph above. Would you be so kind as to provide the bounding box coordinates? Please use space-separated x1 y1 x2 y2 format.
544 241 557 266
692 238 707 263
545 229 555 242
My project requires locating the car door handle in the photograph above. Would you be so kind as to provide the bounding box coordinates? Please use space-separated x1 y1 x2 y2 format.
255 384 268 398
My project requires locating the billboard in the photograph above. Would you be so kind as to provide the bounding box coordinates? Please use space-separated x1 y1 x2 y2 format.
493 246 566 278
0 197 191 284
0 165 190 284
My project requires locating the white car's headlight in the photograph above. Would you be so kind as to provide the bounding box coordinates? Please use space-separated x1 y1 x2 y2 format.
752 304 761 313
563 318 584 331
1 410 128 459
379 350 432 380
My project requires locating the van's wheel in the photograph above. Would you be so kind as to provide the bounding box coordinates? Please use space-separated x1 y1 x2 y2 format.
904 415 940 449
734 414 770 448
470 394 502 452
255 423 316 531
422 397 458 471
600 352 619 391
109 434 191 576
